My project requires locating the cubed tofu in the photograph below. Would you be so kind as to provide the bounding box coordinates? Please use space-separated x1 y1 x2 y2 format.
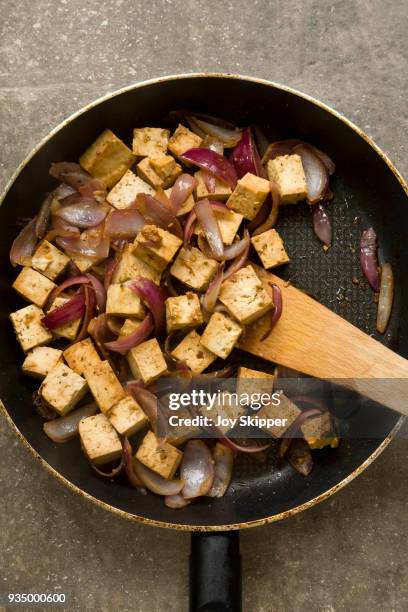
63 338 101 376
194 208 243 245
251 229 290 269
79 413 122 467
133 225 182 272
40 362 88 416
267 154 308 204
164 187 195 216
166 292 203 332
135 430 182 479
79 129 135 188
170 246 218 292
108 395 148 437
200 312 242 359
47 296 82 341
22 346 63 379
166 405 201 447
149 155 177 179
127 338 167 385
168 124 203 159
10 305 53 352
132 127 170 157
219 265 273 324
136 157 182 190
300 412 340 449
236 366 275 398
195 170 232 202
106 284 145 318
31 241 69 280
71 254 104 274
226 172 270 220
106 169 154 209
112 243 162 285
209 391 246 434
171 330 217 374
257 393 301 438
118 318 144 336
84 361 126 414
12 267 56 308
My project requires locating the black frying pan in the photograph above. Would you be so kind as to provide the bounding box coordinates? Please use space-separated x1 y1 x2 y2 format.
0 74 406 612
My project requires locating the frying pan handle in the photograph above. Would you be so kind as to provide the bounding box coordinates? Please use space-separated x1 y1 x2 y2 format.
190 531 242 612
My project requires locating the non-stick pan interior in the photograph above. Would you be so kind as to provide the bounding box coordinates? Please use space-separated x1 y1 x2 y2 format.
0 76 405 528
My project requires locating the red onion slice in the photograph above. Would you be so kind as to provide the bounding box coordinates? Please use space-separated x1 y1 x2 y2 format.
262 139 302 163
49 162 107 202
55 200 110 229
104 256 118 291
43 402 98 443
307 144 336 175
134 460 184 496
188 116 241 147
202 262 225 315
10 216 38 266
202 136 224 155
104 208 145 239
312 202 332 247
360 227 380 292
76 285 96 342
293 144 329 204
56 223 110 259
181 440 214 499
123 437 147 494
222 229 250 281
223 232 250 261
169 174 198 214
261 283 283 341
220 437 270 454
286 438 313 476
127 277 167 335
85 273 106 312
88 313 116 359
42 291 85 330
252 181 281 236
47 274 92 305
195 199 224 260
180 149 237 189
376 263 394 333
104 313 154 353
207 443 233 498
48 216 81 240
164 494 191 508
35 193 53 239
136 193 183 238
125 384 168 437
231 127 266 179
183 210 197 246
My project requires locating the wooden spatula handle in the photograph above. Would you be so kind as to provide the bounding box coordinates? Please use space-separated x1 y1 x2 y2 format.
241 269 408 416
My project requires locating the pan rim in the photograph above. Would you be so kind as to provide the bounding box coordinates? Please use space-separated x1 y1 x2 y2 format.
1 72 406 531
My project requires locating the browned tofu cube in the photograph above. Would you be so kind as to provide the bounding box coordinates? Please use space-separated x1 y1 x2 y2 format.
257 393 301 438
136 157 182 190
127 338 167 385
118 318 144 336
40 362 88 416
79 129 135 188
194 207 243 245
168 124 203 159
200 312 242 359
226 172 270 220
236 366 275 398
12 267 56 308
171 330 217 374
133 225 182 272
10 305 53 352
132 127 170 157
106 284 145 318
195 170 232 201
219 265 273 324
63 338 101 376
22 346 63 379
108 395 148 437
267 154 308 204
251 229 290 269
300 412 339 449
106 169 154 209
84 361 126 414
31 241 70 280
164 187 195 216
112 243 162 285
135 430 182 479
79 413 122 467
165 405 201 447
150 155 177 179
165 292 203 332
170 246 218 291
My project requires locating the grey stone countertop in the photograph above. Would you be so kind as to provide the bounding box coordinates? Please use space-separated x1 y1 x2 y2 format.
0 1 406 610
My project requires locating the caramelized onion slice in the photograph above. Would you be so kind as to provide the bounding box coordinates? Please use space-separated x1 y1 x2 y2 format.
376 263 394 333
134 460 184 496
360 227 380 292
180 148 237 189
207 443 233 498
43 402 98 443
164 494 191 509
10 217 38 267
181 440 214 499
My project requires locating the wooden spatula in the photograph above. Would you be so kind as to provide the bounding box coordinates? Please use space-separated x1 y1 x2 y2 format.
240 269 408 416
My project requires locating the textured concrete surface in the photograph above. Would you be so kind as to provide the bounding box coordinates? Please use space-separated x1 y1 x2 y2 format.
0 1 407 610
